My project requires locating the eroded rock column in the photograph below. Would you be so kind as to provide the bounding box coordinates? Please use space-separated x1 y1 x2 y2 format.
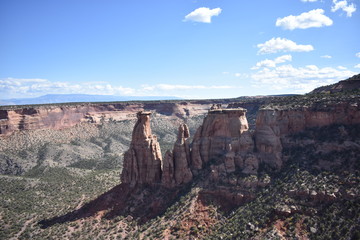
121 112 162 186
162 123 193 187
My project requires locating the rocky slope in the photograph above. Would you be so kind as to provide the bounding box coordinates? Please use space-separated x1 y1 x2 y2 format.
311 73 360 93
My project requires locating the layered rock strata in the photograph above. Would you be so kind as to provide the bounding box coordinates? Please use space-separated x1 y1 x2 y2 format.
190 108 256 176
162 124 193 187
120 112 162 186
0 101 232 136
255 103 360 169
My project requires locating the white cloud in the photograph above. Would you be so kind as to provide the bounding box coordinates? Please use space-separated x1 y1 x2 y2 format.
234 73 250 78
257 37 314 54
354 64 360 68
337 66 347 70
155 84 233 90
301 0 318 2
331 0 356 17
321 55 332 58
0 78 135 99
0 78 241 99
184 7 222 23
252 54 292 69
356 52 360 58
251 64 356 93
276 9 333 30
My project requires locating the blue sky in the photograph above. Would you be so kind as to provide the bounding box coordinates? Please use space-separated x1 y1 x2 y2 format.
1 0 359 99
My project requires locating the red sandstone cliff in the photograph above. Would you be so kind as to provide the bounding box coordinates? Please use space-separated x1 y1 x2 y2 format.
255 102 360 169
190 108 255 176
0 101 218 136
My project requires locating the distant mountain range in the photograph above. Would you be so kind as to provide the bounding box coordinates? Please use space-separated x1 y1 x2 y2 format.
0 94 182 106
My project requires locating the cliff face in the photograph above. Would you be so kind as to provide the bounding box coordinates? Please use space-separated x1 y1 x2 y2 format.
255 103 360 169
0 101 218 136
190 109 255 177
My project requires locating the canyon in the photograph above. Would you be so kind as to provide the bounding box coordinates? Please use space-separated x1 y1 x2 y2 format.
1 74 360 239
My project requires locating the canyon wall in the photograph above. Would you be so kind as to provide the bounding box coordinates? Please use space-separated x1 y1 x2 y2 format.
0 101 220 136
121 97 360 188
255 103 360 169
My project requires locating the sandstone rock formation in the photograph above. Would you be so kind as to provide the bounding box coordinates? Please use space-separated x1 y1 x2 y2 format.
120 92 360 188
255 103 360 169
120 111 162 186
162 124 193 187
190 108 256 177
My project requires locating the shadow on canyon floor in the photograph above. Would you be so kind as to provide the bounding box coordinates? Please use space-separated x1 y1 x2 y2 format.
38 183 182 228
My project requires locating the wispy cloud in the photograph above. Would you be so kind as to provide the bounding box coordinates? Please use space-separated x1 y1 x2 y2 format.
301 0 318 2
276 9 333 30
0 78 239 99
0 78 135 99
184 7 222 23
155 84 233 90
252 55 292 69
331 0 356 17
321 55 332 59
337 66 347 70
257 37 314 54
251 64 356 93
356 52 360 58
354 64 360 68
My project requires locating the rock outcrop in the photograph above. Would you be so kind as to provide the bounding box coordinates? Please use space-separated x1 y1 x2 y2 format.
120 112 162 186
121 93 360 187
121 112 195 188
162 124 193 187
190 108 256 177
255 102 360 169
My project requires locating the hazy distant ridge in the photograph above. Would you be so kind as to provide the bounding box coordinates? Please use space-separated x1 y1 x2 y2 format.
0 94 182 106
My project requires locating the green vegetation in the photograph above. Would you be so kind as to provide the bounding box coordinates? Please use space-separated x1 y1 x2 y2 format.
0 167 120 239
